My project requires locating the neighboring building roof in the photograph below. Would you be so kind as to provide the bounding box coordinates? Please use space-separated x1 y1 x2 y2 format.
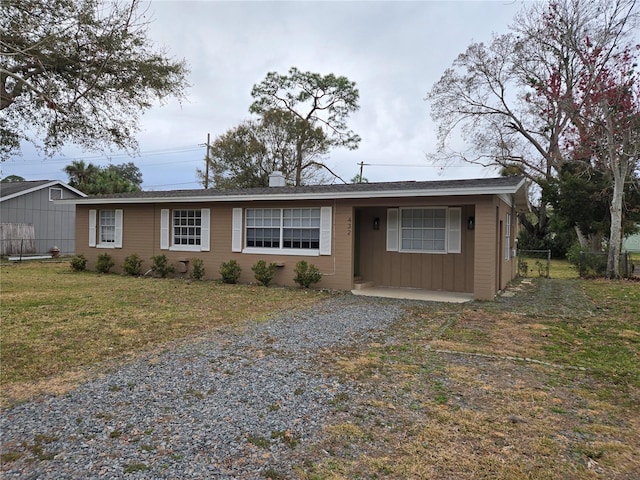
0 180 87 202
60 176 529 210
624 229 640 252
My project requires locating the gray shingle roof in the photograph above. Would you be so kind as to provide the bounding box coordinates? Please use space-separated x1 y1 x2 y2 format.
84 176 527 200
1 180 87 202
0 180 53 199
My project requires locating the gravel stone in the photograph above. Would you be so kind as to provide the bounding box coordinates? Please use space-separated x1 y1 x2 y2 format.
1 295 409 479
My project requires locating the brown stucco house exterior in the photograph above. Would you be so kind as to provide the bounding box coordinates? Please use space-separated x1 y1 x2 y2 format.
61 175 528 300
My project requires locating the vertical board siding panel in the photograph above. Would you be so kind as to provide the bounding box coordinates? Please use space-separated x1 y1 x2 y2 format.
425 256 432 290
400 254 412 287
411 255 422 288
431 254 443 290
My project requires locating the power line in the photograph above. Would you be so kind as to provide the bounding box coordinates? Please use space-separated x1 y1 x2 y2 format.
361 163 493 168
6 144 204 166
143 181 202 189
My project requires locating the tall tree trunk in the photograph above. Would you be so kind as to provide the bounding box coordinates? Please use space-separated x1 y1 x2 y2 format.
574 226 589 249
607 167 625 278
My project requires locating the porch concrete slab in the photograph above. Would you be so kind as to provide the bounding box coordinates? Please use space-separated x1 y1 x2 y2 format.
351 286 473 303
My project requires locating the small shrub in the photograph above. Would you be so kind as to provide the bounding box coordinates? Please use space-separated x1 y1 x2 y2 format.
190 258 205 280
220 259 241 284
95 253 114 274
567 243 607 278
518 260 529 277
150 254 175 278
535 259 549 278
70 254 87 272
293 260 322 288
123 253 143 276
251 259 277 286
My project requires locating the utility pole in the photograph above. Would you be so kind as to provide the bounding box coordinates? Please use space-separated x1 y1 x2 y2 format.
358 161 365 183
204 133 210 189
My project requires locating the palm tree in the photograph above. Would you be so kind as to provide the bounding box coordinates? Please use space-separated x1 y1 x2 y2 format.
63 160 100 192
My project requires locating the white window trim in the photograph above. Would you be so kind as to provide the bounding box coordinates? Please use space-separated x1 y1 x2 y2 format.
234 206 331 256
90 208 123 249
49 187 63 201
399 207 448 254
243 247 320 256
160 208 210 252
386 206 461 254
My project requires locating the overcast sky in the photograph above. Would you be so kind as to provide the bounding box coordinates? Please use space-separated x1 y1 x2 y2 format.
2 0 531 190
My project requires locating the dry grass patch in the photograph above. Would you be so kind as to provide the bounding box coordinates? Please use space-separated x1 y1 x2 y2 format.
431 310 550 360
0 261 326 406
303 278 640 479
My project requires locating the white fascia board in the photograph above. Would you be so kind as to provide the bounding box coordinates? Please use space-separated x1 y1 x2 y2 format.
2 180 87 202
60 180 527 205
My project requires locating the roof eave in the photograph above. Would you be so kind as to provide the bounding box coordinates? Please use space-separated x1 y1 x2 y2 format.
59 182 528 205
1 180 87 202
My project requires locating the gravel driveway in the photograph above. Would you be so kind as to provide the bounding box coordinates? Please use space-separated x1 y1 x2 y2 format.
1 294 409 479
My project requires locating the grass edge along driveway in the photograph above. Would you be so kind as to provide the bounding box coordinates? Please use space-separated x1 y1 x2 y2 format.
0 261 327 407
2 262 639 479
301 277 640 480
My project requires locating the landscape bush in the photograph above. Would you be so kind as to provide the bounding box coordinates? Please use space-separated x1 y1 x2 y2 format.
150 254 175 278
95 253 115 274
190 258 205 280
70 254 87 272
251 260 277 286
220 259 241 284
123 253 143 276
293 260 322 288
566 243 607 277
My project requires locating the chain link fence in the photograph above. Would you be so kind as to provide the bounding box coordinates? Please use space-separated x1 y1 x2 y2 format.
518 248 636 279
517 249 551 278
574 251 634 278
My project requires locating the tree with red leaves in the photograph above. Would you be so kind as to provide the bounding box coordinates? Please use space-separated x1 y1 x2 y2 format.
427 0 639 276
562 43 640 277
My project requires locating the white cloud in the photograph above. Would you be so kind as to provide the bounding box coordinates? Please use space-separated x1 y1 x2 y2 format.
4 0 529 187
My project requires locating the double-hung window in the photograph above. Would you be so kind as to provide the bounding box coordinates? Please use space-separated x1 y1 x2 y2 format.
387 207 461 254
160 208 210 251
400 208 447 252
283 208 321 249
246 208 321 250
234 207 331 256
173 209 202 246
89 209 123 248
246 209 282 248
99 210 116 245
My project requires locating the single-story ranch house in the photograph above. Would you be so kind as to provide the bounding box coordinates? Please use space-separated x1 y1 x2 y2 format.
60 175 529 300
